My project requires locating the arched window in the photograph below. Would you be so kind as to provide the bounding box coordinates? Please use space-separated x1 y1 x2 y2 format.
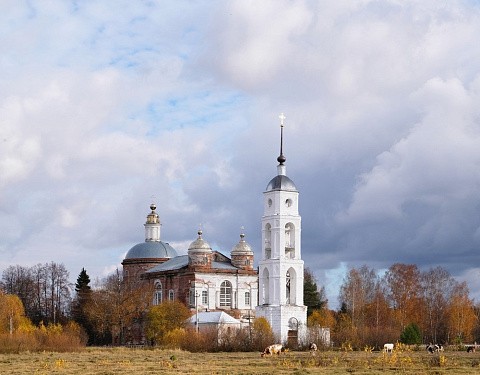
168 289 174 301
220 281 232 307
153 281 162 305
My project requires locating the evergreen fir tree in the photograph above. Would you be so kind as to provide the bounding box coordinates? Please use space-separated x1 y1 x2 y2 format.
72 268 94 344
304 268 327 316
75 267 91 293
400 322 422 345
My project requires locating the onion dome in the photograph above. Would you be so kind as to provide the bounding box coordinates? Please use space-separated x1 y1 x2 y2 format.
231 231 254 270
188 230 213 268
231 233 253 255
188 230 212 253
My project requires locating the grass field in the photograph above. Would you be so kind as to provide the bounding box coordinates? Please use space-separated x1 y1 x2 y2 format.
1 347 480 374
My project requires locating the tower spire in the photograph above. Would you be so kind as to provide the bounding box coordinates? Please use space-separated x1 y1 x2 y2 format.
277 113 286 165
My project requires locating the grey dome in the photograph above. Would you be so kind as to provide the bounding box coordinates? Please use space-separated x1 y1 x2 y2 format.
125 241 177 259
266 175 297 192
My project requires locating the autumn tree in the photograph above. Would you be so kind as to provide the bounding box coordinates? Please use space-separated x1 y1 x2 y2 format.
0 291 33 334
251 317 275 351
1 265 36 320
364 279 395 347
446 281 476 343
473 303 480 342
420 266 456 343
145 300 191 346
333 307 355 347
384 264 422 332
85 269 153 345
307 308 335 346
338 265 378 345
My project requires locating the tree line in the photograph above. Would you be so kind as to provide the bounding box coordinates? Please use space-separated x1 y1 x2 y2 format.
1 262 479 349
311 263 479 348
1 262 71 325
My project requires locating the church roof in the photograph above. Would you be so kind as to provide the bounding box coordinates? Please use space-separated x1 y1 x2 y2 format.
125 241 177 260
187 311 241 325
145 252 240 273
212 260 238 270
146 255 189 272
266 174 297 192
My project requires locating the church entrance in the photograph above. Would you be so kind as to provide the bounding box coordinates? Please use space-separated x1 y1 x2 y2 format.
287 317 299 348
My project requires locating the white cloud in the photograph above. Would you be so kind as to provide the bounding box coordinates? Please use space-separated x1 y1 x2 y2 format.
2 0 480 306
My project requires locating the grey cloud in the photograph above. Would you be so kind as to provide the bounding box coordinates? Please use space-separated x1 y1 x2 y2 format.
3 1 480 308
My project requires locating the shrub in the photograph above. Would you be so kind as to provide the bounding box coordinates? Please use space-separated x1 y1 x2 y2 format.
162 328 187 349
251 317 274 351
0 321 86 353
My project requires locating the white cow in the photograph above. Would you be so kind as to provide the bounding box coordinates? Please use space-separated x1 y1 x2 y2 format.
261 344 284 357
383 343 394 353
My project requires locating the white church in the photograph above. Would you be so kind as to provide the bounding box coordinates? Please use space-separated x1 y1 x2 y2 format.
122 114 308 346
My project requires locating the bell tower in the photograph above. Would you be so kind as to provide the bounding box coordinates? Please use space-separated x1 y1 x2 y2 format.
255 113 307 346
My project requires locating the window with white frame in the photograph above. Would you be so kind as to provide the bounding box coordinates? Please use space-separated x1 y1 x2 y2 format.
220 281 232 307
245 291 251 306
168 289 174 301
202 290 208 305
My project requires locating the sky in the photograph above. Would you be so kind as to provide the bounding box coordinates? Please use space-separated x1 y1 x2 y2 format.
2 0 480 308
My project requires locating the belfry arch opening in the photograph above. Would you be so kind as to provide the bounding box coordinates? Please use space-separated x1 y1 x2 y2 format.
264 223 272 259
286 267 297 305
285 222 295 259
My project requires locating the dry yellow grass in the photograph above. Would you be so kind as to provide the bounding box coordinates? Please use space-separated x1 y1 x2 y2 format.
1 347 480 374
